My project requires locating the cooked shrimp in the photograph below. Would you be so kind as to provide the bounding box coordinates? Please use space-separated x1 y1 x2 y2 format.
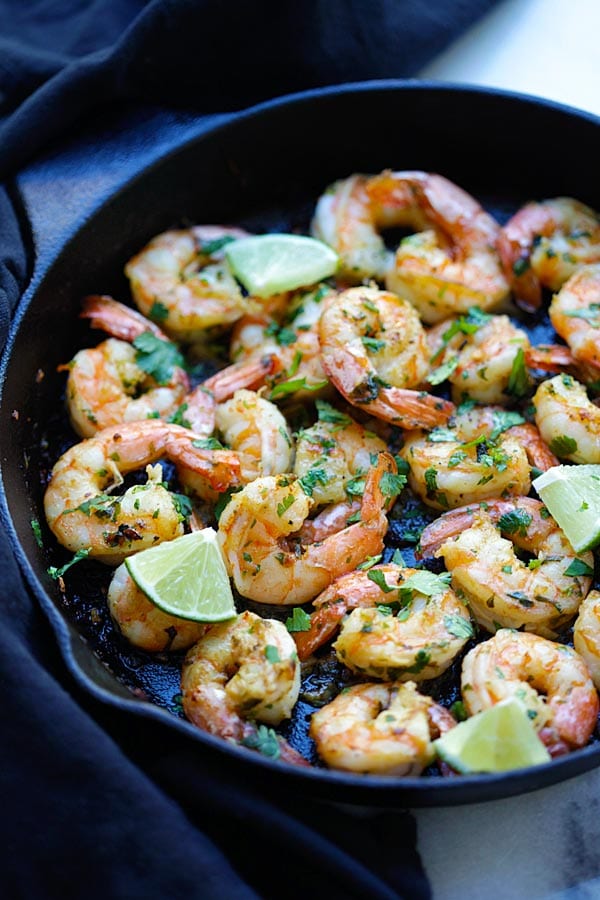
319 287 454 428
215 389 293 481
451 404 559 471
533 373 600 463
311 174 392 282
63 338 190 438
331 565 472 680
293 408 387 506
366 171 508 322
125 226 252 342
61 295 190 437
108 563 206 652
309 681 455 775
230 285 333 401
574 590 600 690
497 197 600 311
44 420 240 564
428 313 531 405
549 264 600 370
217 453 395 605
430 498 593 638
462 629 599 751
401 429 530 511
181 611 306 765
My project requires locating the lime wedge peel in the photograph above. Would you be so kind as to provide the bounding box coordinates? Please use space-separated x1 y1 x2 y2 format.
533 464 600 552
125 528 236 623
433 699 551 774
224 234 338 298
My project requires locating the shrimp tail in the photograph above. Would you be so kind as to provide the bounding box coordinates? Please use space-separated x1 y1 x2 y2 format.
81 294 168 341
168 438 242 492
525 344 576 372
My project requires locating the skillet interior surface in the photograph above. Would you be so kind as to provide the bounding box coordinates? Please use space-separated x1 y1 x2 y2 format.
3 82 600 806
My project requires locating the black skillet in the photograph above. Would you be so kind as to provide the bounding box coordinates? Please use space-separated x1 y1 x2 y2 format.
2 81 600 807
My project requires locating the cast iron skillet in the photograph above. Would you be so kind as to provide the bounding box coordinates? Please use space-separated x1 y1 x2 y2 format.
2 81 600 807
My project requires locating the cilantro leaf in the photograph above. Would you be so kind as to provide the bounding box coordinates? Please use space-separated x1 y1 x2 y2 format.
497 509 533 537
564 558 594 577
240 724 281 759
506 347 530 398
133 332 185 385
285 608 312 632
400 570 451 596
48 547 91 580
367 568 395 593
549 434 578 457
444 614 475 640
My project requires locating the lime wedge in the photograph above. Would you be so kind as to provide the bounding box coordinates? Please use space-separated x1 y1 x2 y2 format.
434 699 551 773
125 528 236 622
224 234 338 298
533 464 600 552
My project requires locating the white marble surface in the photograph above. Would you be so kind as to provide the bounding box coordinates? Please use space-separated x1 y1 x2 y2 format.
413 2 600 896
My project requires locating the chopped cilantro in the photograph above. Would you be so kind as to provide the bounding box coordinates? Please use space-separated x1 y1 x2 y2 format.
549 434 578 457
497 509 532 536
298 468 329 497
198 235 236 255
265 645 281 663
133 332 185 385
564 558 594 577
444 614 475 640
315 400 352 427
506 348 530 398
428 355 459 386
285 608 312 632
48 547 91 580
367 568 395 593
241 724 281 759
380 471 407 498
31 518 43 548
276 494 295 517
149 300 169 322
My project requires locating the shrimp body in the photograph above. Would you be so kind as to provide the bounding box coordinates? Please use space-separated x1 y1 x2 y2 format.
429 314 530 405
65 338 190 438
293 413 387 506
534 374 600 463
462 629 598 750
125 226 251 341
574 590 600 690
108 563 206 651
44 420 239 564
311 174 392 281
434 499 593 638
217 453 394 605
215 389 293 481
498 198 600 310
181 610 300 737
309 681 455 775
366 170 508 323
333 566 472 681
401 430 530 511
549 264 600 370
319 287 454 428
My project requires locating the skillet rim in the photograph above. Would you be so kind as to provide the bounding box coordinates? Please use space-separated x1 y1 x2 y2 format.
2 78 600 807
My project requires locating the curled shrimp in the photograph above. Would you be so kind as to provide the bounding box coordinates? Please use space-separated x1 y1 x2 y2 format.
424 497 593 639
367 170 508 322
43 420 240 564
309 681 456 775
108 563 206 652
217 453 395 605
125 226 252 342
326 565 472 681
533 373 600 464
293 406 387 506
319 287 454 428
61 296 190 437
181 611 306 765
574 590 600 690
215 388 293 481
497 197 600 311
549 264 600 371
462 629 599 752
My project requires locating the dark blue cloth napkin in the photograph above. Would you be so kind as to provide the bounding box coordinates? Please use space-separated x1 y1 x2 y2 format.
0 2 499 897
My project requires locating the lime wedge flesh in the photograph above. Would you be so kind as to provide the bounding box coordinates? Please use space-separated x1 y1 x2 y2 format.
533 464 600 552
434 699 551 774
224 234 338 298
125 528 236 622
